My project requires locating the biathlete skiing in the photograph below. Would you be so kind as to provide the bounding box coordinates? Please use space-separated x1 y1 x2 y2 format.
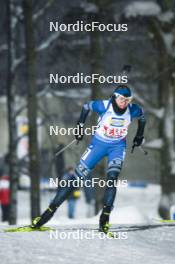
31 85 146 234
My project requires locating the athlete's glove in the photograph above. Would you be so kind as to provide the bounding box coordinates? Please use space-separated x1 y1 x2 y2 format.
133 135 144 147
75 122 84 141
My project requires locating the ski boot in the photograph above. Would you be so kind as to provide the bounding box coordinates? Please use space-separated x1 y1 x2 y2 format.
31 205 57 228
99 206 111 234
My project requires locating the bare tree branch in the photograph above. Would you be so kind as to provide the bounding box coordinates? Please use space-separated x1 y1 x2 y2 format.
145 138 163 149
33 0 55 21
36 31 60 52
134 90 164 119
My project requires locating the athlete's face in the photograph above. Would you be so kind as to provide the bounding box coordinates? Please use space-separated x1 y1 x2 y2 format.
115 95 132 109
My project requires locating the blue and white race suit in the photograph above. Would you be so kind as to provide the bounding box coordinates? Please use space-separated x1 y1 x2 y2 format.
79 99 144 170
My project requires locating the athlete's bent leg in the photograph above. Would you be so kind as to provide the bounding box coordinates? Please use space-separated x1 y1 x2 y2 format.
103 158 123 207
99 158 123 231
32 161 91 228
32 138 106 228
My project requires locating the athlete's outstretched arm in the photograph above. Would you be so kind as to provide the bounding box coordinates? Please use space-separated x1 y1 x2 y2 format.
77 103 91 124
75 100 106 141
133 114 146 146
136 115 146 136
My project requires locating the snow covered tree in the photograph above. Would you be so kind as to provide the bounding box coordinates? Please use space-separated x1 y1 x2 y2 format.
124 0 175 219
23 0 40 219
6 0 19 225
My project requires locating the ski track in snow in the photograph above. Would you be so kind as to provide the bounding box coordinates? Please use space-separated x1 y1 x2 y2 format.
0 224 175 264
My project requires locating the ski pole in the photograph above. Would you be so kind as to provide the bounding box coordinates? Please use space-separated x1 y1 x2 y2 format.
131 143 136 153
131 144 148 155
55 139 77 156
139 146 148 155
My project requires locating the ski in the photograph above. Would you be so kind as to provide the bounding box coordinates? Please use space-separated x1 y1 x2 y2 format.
4 225 55 232
152 218 175 224
3 224 118 237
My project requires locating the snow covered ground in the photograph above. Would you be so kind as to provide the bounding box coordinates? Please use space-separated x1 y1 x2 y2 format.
0 184 175 264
